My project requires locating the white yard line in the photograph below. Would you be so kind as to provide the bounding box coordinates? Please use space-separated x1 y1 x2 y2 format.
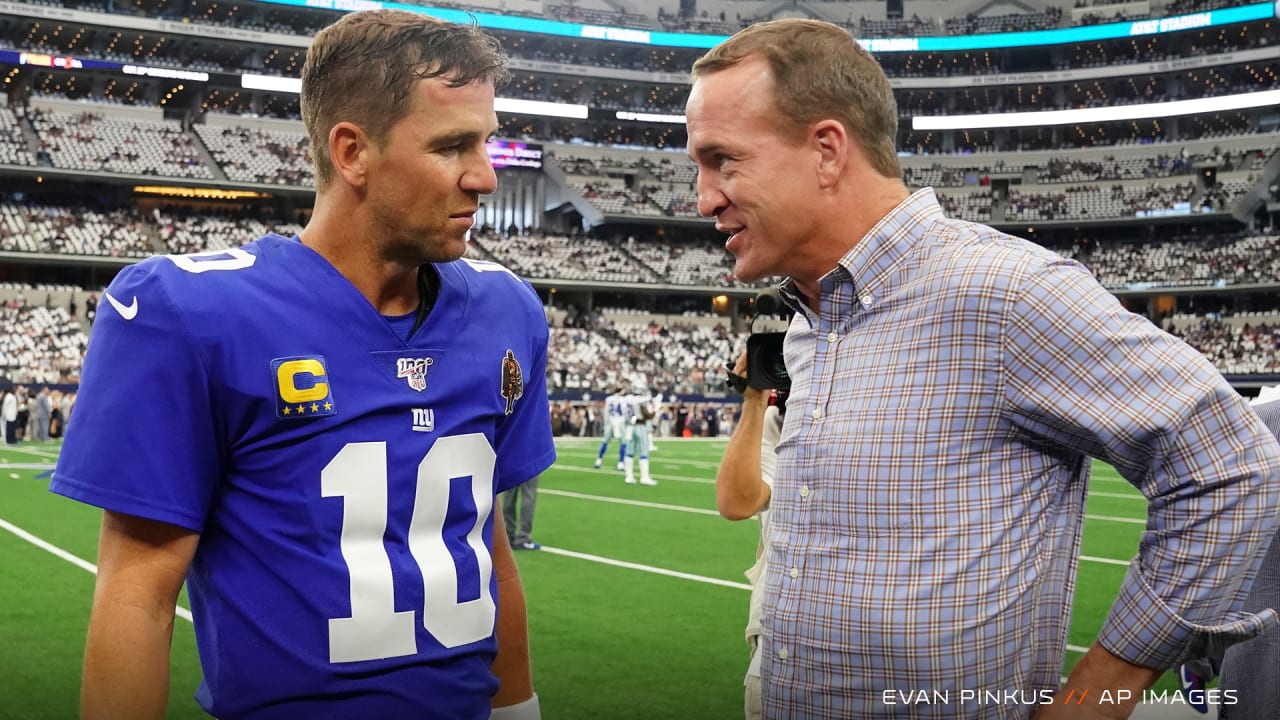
1088 491 1146 500
538 489 721 515
1085 513 1146 525
0 517 194 623
1080 554 1131 567
0 445 62 461
538 546 750 590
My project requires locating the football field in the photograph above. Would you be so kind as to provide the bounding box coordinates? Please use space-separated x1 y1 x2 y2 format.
0 437 1212 719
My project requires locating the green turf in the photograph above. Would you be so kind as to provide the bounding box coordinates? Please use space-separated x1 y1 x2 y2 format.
0 438 1198 718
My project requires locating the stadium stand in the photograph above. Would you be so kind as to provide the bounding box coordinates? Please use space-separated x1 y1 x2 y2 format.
1 203 155 258
0 286 90 385
193 117 313 186
29 101 215 180
0 107 37 167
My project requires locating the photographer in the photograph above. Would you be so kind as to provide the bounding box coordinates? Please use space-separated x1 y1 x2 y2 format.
716 352 785 720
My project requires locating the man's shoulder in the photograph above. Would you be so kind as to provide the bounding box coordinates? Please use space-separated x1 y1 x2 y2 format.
924 217 1083 285
440 257 544 320
114 237 284 304
96 237 293 339
443 257 536 293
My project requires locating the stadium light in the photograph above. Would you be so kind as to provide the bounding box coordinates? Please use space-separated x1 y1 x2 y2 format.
912 89 1280 130
134 186 269 199
495 98 589 120
241 74 300 93
616 111 686 124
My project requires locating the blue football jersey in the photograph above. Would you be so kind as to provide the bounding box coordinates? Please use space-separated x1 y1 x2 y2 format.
52 234 556 719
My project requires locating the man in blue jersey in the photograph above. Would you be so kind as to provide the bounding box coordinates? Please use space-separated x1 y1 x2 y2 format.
51 10 553 720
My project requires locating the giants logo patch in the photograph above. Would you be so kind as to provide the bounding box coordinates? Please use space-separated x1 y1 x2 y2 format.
411 408 435 433
396 357 434 392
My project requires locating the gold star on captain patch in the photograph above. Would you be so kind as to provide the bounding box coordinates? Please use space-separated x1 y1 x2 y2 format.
283 406 292 416
296 405 306 414
324 401 333 411
311 403 320 413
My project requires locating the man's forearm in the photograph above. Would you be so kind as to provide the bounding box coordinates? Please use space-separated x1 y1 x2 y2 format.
82 603 175 720
492 511 534 708
715 389 769 520
1033 643 1162 720
83 512 195 720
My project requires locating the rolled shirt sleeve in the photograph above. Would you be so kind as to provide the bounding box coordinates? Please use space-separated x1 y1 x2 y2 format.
1004 258 1280 668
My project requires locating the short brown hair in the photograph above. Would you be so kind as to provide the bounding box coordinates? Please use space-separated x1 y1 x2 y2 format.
691 19 901 179
301 9 511 189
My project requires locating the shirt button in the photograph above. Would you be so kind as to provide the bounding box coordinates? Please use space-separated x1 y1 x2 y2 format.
826 331 837 343
778 647 789 660
811 408 823 420
860 292 874 307
790 567 799 579
800 485 810 498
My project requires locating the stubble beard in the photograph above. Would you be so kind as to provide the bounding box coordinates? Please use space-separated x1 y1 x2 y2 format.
386 227 468 266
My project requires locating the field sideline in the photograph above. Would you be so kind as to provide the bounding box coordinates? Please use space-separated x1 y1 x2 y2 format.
0 437 1216 719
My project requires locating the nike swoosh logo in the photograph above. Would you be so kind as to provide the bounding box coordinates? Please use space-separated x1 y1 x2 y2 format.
104 291 138 321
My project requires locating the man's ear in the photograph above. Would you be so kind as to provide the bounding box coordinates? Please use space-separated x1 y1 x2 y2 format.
812 119 849 190
330 121 371 188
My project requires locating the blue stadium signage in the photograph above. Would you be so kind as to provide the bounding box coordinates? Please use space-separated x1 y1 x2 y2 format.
253 0 1273 52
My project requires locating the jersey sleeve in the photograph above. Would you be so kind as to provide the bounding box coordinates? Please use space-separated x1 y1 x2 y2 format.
492 282 555 493
50 261 223 532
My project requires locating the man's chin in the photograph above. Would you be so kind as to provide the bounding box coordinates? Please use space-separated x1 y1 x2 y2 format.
733 261 765 284
417 234 468 264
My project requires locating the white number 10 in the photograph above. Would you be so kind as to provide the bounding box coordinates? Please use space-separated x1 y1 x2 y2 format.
321 434 497 663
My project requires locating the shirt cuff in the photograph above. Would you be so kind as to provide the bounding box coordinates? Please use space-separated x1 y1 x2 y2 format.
1098 561 1279 668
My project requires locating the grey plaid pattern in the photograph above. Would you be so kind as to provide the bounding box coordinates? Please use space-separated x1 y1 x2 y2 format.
759 188 1280 719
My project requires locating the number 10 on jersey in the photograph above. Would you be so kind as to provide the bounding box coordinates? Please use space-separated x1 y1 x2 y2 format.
322 434 497 663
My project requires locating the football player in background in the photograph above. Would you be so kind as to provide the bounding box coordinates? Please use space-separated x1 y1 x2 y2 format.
594 385 629 470
51 10 553 720
623 378 658 486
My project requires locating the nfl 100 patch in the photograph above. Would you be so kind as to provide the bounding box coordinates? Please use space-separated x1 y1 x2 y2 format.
396 357 434 392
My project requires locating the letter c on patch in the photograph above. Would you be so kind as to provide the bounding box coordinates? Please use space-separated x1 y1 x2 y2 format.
278 359 329 404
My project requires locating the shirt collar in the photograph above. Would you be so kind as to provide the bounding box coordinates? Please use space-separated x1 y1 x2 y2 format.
777 187 945 314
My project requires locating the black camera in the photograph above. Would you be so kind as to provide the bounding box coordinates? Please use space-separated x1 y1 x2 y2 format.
745 332 790 391
725 289 791 393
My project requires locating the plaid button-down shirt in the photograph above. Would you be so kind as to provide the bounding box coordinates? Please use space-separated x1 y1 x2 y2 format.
762 188 1280 719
